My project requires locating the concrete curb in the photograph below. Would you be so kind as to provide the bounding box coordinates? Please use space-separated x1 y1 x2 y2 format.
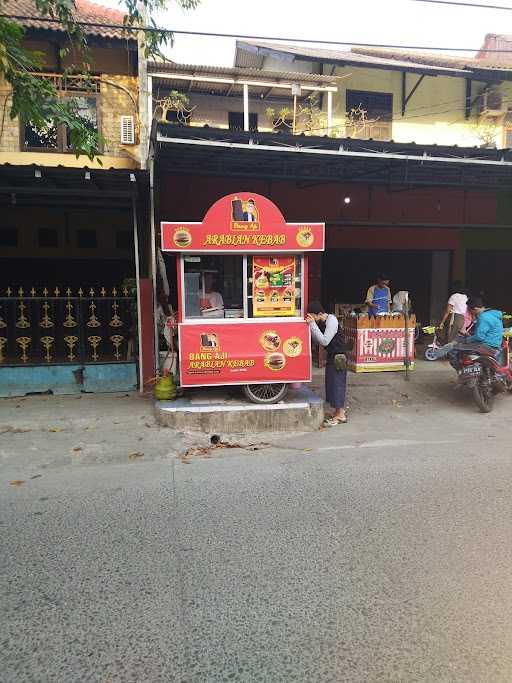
154 386 324 433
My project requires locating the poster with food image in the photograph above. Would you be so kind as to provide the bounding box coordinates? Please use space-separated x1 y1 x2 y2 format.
178 321 311 387
252 257 296 317
283 336 303 357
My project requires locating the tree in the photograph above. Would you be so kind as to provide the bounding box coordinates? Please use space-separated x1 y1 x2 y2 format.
154 90 195 124
266 94 379 139
0 0 200 159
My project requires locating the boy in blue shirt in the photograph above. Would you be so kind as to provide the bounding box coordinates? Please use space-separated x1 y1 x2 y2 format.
465 297 503 352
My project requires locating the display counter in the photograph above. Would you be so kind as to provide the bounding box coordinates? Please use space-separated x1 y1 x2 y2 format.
343 314 416 373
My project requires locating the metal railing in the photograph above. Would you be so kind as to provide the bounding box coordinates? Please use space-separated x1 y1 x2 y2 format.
0 287 136 366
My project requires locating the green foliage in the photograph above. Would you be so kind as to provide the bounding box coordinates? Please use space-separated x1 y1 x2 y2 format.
123 0 200 57
0 0 200 158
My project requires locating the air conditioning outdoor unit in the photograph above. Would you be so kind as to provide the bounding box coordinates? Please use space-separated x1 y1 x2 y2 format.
120 115 135 144
479 89 505 118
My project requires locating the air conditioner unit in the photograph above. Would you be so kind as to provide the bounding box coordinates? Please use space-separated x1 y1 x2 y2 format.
479 89 505 117
120 115 135 145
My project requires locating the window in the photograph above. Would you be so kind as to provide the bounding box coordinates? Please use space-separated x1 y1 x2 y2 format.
22 95 98 152
181 255 303 320
24 121 58 150
0 227 17 247
183 255 244 319
228 112 258 132
77 229 97 249
65 96 98 150
345 90 393 141
116 230 133 250
38 228 58 248
248 256 302 318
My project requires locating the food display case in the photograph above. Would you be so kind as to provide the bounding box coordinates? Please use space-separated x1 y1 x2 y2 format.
161 192 325 403
344 313 416 372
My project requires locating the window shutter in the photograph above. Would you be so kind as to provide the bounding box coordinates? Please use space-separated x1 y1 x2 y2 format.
120 116 135 145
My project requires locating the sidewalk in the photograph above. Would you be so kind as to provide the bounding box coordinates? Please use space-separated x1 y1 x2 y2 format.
0 359 507 482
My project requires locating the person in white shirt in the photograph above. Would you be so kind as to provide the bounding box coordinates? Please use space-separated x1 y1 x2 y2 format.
439 283 468 343
200 274 224 314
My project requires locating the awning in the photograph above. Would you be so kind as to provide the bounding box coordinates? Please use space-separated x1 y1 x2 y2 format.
155 124 512 190
0 164 149 208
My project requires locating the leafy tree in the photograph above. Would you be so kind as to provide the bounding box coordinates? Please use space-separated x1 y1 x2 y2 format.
0 0 200 159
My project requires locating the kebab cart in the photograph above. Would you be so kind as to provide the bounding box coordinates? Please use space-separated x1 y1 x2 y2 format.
161 192 325 403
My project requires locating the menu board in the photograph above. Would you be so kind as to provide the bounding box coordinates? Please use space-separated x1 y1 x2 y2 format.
252 257 296 317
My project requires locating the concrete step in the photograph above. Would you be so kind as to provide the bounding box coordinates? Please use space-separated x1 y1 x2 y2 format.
155 385 324 433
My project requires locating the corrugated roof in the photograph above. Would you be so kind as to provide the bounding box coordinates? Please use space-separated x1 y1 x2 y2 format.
3 0 132 41
149 60 339 85
235 40 469 76
351 47 512 72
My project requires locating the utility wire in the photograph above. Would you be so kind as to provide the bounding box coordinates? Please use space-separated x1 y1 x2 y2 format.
4 14 512 53
413 0 512 9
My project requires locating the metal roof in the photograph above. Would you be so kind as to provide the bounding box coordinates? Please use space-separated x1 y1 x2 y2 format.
235 41 470 77
148 60 339 86
155 123 512 191
0 165 147 208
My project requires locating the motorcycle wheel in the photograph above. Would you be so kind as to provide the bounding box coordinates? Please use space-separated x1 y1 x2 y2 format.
424 346 438 361
472 377 494 413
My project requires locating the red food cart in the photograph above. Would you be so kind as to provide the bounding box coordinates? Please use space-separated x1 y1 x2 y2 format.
161 192 325 403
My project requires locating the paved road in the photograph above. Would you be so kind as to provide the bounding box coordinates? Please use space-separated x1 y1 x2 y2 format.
3 422 512 682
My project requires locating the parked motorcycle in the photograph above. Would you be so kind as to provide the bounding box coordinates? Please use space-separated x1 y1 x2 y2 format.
449 336 512 413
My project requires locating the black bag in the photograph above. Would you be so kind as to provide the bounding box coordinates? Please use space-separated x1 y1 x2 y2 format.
319 320 354 357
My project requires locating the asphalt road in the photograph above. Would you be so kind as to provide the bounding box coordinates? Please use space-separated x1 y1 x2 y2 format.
3 425 512 682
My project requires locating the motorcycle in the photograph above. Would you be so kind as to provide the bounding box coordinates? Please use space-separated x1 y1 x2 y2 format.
449 335 512 413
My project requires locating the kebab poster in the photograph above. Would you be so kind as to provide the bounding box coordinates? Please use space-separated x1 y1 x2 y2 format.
252 257 296 317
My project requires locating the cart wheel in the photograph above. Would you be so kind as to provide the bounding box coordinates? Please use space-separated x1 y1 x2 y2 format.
243 383 289 404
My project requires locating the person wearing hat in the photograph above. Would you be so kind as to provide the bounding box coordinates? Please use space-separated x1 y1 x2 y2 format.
365 276 391 317
306 301 351 426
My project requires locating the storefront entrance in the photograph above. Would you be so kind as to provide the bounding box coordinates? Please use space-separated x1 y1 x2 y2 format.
0 166 149 397
466 250 510 312
322 249 452 324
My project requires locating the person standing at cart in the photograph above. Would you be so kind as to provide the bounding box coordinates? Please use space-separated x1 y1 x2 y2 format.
365 276 392 317
438 283 468 343
307 301 351 426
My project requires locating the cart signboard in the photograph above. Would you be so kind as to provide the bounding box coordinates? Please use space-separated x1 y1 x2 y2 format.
179 321 311 387
161 192 324 253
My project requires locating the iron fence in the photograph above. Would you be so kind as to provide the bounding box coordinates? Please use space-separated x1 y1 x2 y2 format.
0 287 136 366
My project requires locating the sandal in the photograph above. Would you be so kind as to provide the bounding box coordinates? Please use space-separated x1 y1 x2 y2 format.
323 416 347 427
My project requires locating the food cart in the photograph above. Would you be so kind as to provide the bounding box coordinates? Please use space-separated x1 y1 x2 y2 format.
161 192 325 403
344 313 416 372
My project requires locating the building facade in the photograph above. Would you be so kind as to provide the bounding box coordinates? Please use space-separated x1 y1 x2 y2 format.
0 0 155 396
150 43 512 326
